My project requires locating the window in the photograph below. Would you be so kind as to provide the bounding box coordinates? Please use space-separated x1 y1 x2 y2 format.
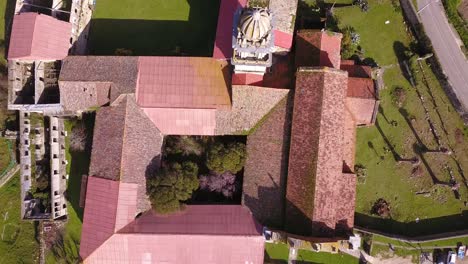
53 154 58 159
54 191 58 196
24 176 29 181
53 138 57 143
25 150 29 156
52 126 57 131
54 170 58 175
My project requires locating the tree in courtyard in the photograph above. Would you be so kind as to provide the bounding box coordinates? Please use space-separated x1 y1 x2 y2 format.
164 136 205 156
206 142 246 174
199 171 239 198
147 162 199 214
341 26 359 59
70 123 87 152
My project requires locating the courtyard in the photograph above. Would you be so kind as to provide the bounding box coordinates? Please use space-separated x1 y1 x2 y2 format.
88 0 221 56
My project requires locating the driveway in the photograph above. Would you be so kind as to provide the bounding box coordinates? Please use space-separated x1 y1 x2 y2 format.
417 0 468 111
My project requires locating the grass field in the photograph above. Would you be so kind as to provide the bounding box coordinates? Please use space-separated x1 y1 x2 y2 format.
373 234 468 248
0 138 12 173
264 243 359 263
328 0 468 235
0 174 39 264
88 0 220 56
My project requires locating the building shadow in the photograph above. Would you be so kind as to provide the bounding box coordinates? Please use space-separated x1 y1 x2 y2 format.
87 0 220 56
65 113 95 222
355 211 468 237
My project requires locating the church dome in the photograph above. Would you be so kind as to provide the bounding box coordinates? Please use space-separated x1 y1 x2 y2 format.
239 8 271 42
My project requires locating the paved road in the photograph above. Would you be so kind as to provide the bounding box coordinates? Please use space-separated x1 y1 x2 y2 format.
417 0 468 110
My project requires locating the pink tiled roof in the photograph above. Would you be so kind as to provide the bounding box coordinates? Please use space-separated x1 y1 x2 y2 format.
136 57 231 109
274 30 294 50
232 73 264 86
142 108 216 135
80 176 120 259
213 0 248 59
8 13 71 60
119 205 262 235
85 234 265 264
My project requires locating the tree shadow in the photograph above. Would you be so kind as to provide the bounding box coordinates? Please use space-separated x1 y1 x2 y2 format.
87 0 220 56
393 41 414 85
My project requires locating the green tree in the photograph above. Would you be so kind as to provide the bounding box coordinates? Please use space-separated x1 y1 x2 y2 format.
147 162 199 214
206 142 246 174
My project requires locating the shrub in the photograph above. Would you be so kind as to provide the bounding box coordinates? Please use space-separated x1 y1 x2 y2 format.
199 171 239 198
36 176 49 191
206 142 246 174
147 162 199 214
371 198 391 218
341 26 358 59
354 164 367 184
391 87 407 107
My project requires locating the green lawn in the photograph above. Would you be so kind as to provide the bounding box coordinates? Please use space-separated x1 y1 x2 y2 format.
0 174 39 264
0 138 12 174
88 0 220 56
264 243 359 264
329 0 468 235
46 117 94 263
298 250 359 264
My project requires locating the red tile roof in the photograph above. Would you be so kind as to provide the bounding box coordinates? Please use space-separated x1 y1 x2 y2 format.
346 78 378 125
136 57 231 109
343 109 357 173
274 30 294 50
334 173 357 233
119 205 262 235
142 108 216 135
80 176 120 259
8 13 71 60
213 0 248 59
285 67 349 237
232 73 264 86
341 62 372 78
295 30 342 69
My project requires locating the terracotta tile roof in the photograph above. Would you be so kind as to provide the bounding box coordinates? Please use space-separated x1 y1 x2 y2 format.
120 96 163 212
119 205 262 235
334 173 357 234
243 95 293 228
343 109 357 173
340 62 372 78
285 67 348 237
89 99 127 181
136 57 231 109
59 56 139 102
142 108 217 135
213 0 248 59
346 78 378 125
215 85 290 135
8 13 71 60
80 176 120 259
347 77 375 98
274 30 294 49
295 30 342 69
89 95 163 210
85 233 265 264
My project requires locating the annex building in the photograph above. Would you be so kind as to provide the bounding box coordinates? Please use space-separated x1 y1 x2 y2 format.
7 0 378 263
